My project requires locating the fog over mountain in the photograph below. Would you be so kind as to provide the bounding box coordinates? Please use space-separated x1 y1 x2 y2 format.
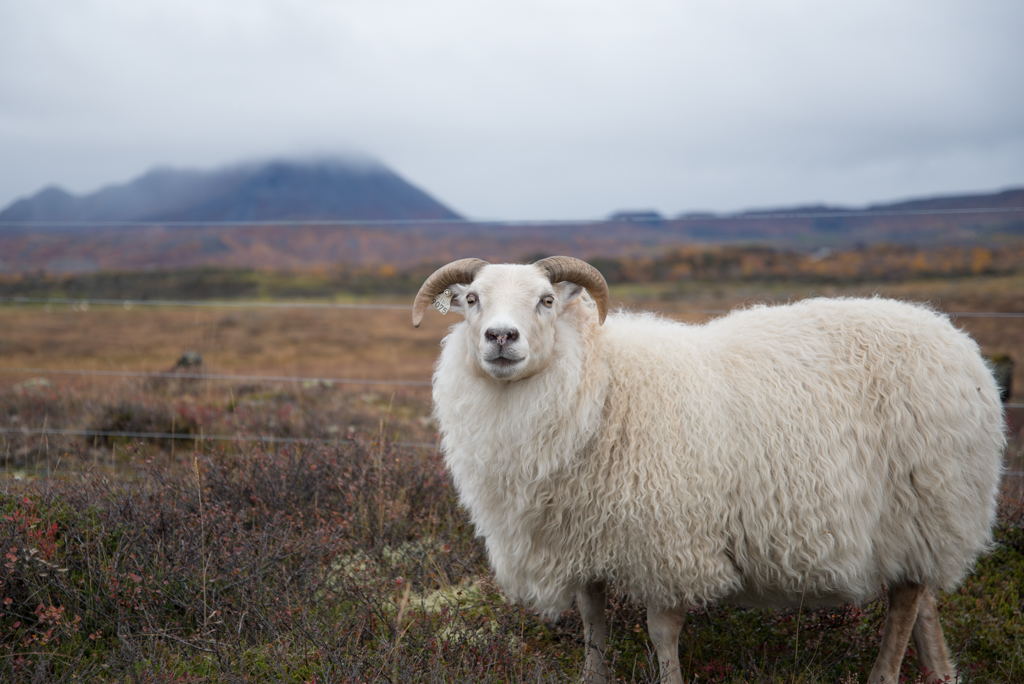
0 159 462 224
0 175 1020 275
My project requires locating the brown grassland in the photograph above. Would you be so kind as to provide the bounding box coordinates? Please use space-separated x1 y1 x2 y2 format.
1 271 1023 682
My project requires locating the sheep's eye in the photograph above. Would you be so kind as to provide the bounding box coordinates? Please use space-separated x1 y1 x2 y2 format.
466 294 478 305
542 295 554 308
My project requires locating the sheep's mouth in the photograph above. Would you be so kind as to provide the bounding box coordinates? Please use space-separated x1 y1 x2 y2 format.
486 355 523 367
483 354 525 379
483 351 525 372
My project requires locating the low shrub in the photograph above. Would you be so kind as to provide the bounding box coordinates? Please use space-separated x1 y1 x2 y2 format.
1 441 1021 682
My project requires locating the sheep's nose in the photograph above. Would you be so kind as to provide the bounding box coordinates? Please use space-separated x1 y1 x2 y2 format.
485 327 519 346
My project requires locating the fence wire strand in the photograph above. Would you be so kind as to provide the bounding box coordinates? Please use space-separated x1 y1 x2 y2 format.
0 426 437 450
3 296 1024 319
1 205 1023 228
1 428 1020 474
0 296 409 311
0 367 430 387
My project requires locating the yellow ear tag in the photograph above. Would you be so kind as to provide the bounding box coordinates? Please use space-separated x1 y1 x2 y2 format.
432 289 453 315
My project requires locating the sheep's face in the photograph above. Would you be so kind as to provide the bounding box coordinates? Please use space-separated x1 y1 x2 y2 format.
448 264 583 382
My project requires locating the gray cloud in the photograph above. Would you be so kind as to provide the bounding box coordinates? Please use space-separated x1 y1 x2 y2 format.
2 0 1022 219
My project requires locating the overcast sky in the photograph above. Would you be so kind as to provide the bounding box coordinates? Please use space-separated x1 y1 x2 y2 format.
1 0 1022 220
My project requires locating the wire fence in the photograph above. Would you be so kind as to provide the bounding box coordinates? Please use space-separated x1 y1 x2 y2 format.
0 296 728 314
0 426 436 450
1 368 1021 408
1 204 1022 228
0 367 431 387
1 292 1022 473
0 296 410 311
4 295 1024 319
1 362 1020 403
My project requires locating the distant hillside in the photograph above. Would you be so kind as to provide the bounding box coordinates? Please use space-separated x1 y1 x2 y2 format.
728 187 1024 217
0 179 1021 274
662 187 1024 244
865 187 1024 212
0 158 462 224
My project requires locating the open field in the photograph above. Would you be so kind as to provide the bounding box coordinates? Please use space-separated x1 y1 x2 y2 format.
2 273 1023 392
1 272 1023 682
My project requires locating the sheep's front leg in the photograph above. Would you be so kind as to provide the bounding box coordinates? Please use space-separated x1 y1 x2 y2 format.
912 588 957 683
578 582 611 682
647 604 686 684
868 582 925 684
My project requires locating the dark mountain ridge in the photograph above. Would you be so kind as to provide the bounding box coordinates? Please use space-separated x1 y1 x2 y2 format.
0 158 462 224
726 187 1024 217
865 186 1024 212
0 159 1021 274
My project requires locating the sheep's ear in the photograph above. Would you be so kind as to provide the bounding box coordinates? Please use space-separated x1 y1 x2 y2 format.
420 282 470 319
445 283 470 316
553 281 584 308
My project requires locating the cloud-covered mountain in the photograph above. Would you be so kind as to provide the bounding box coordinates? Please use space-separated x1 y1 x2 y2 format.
0 159 462 224
0 174 1020 274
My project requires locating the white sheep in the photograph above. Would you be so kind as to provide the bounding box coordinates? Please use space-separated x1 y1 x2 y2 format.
412 256 1005 684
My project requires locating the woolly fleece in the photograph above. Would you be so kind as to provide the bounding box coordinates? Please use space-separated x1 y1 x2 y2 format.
432 294 1004 615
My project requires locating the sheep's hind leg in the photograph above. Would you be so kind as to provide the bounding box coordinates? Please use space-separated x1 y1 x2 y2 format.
868 582 925 684
578 582 611 682
912 588 957 683
647 604 686 684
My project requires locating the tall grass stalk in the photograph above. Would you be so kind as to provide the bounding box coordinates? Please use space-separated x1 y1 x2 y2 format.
193 456 209 635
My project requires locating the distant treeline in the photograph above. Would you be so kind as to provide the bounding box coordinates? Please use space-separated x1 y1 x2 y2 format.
591 241 1024 284
0 265 434 301
2 241 1022 300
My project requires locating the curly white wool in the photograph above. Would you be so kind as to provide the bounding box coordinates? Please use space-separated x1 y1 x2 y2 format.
432 292 1004 616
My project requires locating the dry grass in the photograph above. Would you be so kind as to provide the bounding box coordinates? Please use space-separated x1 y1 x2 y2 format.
0 301 446 388
1 274 1021 399
1 273 1023 682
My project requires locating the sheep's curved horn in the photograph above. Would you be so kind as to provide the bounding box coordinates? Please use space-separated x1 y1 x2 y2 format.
412 258 490 327
534 256 609 325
